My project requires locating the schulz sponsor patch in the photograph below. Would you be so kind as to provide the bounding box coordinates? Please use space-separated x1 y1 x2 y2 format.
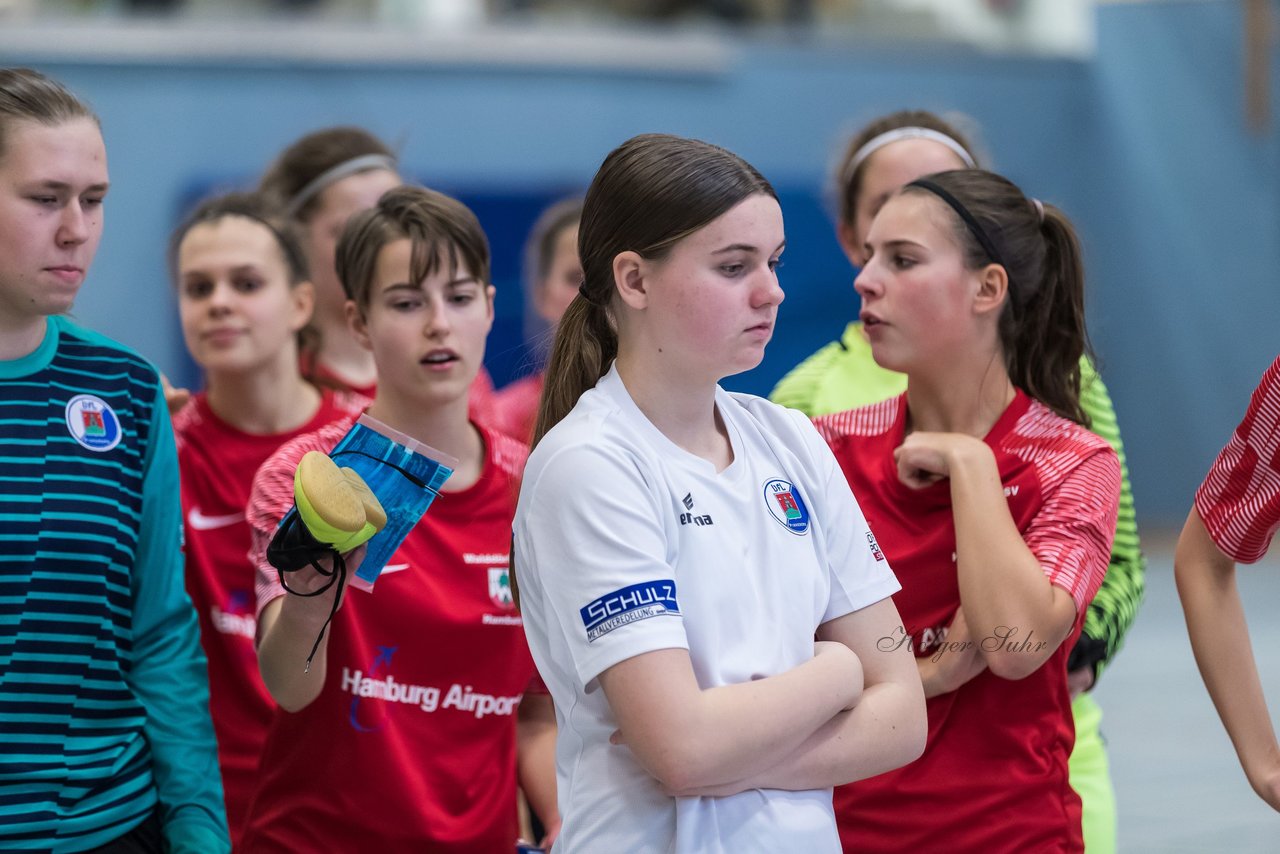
580 580 680 642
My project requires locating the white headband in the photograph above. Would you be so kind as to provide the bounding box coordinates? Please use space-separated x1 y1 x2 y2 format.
843 126 977 187
285 153 397 218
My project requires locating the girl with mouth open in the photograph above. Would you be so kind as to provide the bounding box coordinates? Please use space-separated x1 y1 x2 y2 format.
814 169 1120 853
242 185 558 852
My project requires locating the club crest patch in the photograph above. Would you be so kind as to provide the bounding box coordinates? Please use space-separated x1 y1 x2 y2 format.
488 567 514 609
763 478 810 535
65 394 121 452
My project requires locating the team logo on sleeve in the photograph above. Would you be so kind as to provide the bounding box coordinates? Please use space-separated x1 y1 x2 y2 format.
763 478 810 535
580 580 680 642
65 394 121 452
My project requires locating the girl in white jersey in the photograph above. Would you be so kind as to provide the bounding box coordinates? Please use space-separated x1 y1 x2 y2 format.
512 133 926 853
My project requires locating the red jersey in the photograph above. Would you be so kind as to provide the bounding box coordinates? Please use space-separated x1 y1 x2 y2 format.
173 389 366 845
1195 355 1280 563
815 391 1119 854
491 371 543 442
300 350 500 426
240 419 538 853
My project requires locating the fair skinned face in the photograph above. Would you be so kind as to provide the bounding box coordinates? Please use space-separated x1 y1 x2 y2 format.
0 117 108 327
177 215 314 375
614 193 785 383
301 168 401 324
533 224 582 327
854 192 1006 375
348 238 494 408
838 138 971 267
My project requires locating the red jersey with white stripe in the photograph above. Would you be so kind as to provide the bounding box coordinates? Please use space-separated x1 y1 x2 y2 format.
240 418 538 853
173 389 366 845
1195 355 1280 563
815 391 1119 854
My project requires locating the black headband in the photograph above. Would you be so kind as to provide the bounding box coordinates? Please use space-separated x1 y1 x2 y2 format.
907 178 1006 272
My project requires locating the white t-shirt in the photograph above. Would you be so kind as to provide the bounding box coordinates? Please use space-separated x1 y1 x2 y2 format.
514 366 899 854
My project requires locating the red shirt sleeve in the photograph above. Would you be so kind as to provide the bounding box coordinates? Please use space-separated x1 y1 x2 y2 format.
247 421 351 620
1023 448 1121 612
248 446 303 620
1195 356 1280 563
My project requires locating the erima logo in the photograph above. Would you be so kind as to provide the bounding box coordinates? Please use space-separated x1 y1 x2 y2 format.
679 492 711 526
581 580 680 642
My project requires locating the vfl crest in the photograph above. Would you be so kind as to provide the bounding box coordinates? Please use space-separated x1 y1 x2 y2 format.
763 478 810 535
65 394 122 452
488 567 514 609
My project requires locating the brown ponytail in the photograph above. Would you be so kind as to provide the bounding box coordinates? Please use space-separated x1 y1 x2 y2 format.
531 294 616 447
902 170 1092 426
1006 203 1090 425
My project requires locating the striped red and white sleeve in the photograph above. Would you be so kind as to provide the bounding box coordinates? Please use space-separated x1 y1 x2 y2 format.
247 420 351 619
1023 447 1122 613
1195 356 1280 564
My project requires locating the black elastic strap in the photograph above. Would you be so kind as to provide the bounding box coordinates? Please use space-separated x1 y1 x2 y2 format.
271 513 347 672
330 448 429 489
908 178 1007 271
272 450 431 671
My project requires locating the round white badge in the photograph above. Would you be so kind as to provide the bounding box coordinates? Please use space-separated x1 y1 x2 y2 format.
763 478 810 535
65 394 122 452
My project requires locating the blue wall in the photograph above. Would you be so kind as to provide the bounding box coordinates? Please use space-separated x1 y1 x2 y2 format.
1084 0 1280 528
13 0 1277 526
